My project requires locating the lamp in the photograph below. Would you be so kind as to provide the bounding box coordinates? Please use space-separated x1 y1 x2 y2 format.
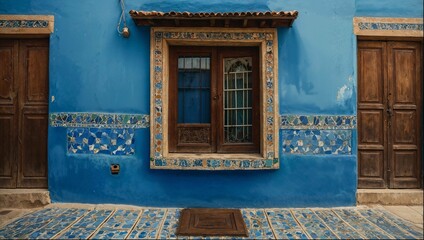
117 0 130 38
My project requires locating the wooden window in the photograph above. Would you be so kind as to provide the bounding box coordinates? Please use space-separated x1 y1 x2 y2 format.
169 46 260 153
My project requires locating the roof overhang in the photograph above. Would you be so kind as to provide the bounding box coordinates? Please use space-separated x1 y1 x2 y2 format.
129 10 298 28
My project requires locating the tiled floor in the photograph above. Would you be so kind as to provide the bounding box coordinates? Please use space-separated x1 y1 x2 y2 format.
0 205 422 239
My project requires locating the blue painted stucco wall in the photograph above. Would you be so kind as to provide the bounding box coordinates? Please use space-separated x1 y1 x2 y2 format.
356 0 424 18
1 0 420 207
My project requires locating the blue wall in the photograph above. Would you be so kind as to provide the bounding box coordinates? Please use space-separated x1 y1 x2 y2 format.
1 0 419 207
356 0 423 18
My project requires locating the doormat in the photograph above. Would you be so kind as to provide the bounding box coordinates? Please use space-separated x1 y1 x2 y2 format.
177 208 248 237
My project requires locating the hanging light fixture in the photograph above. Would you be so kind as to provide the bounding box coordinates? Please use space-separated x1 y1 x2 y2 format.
117 0 130 38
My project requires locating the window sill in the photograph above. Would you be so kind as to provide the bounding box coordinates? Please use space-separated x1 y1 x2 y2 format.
151 153 278 170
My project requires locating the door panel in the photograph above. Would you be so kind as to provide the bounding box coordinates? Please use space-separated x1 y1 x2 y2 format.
388 41 421 189
357 41 387 188
0 40 18 188
17 39 49 188
358 40 422 189
0 38 48 189
26 47 49 103
18 111 48 188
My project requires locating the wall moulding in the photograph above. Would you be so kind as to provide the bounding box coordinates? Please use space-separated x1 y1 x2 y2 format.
353 17 423 37
150 27 280 170
0 15 54 34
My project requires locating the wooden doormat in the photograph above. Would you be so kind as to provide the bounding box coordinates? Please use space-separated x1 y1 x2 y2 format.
177 208 248 237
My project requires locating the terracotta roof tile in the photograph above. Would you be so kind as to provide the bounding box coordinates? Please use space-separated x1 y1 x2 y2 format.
130 10 298 28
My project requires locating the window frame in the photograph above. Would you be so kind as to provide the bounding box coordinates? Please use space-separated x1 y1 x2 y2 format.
150 27 279 170
169 46 260 154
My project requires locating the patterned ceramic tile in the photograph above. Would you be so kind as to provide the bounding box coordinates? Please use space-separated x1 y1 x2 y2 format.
28 208 88 239
359 209 420 239
128 209 166 239
91 228 131 239
291 209 338 239
242 209 274 239
0 208 69 239
158 209 181 239
314 209 364 239
282 130 352 155
333 209 393 239
67 128 135 155
358 22 423 31
151 29 278 170
56 209 113 239
152 158 278 170
50 112 150 128
56 227 98 239
0 20 49 28
101 209 140 229
266 209 309 239
280 115 356 130
360 210 423 239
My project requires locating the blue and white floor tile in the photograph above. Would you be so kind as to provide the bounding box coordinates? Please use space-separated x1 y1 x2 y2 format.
0 206 422 240
128 209 166 239
291 209 338 239
333 209 394 239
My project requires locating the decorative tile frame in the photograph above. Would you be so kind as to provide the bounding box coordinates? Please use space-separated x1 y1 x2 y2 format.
0 15 54 34
50 112 149 156
280 115 356 155
50 112 150 128
354 17 423 37
150 27 279 170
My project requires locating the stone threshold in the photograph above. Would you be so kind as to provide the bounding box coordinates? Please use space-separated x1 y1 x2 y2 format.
0 189 50 208
357 189 423 205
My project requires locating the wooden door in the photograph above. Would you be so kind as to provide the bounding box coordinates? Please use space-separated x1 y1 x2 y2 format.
0 39 19 188
387 41 422 188
358 40 422 189
0 38 48 188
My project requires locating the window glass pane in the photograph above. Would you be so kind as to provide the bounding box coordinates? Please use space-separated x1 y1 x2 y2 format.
223 57 253 143
177 57 211 124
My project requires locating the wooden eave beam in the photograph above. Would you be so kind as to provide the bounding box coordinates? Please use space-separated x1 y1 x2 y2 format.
131 16 297 28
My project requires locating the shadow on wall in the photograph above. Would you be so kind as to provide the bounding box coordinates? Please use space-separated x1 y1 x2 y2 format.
134 0 270 12
279 28 315 96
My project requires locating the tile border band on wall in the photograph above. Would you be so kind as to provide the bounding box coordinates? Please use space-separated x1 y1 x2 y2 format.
50 112 356 162
280 115 356 155
0 15 54 34
353 17 423 37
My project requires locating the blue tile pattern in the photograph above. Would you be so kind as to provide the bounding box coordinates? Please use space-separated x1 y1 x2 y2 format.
67 128 135 155
57 209 113 239
266 209 309 239
0 20 49 28
91 228 130 239
358 22 423 31
242 209 274 239
100 209 140 229
280 115 356 130
333 209 393 239
291 209 338 239
152 158 278 170
28 208 87 239
282 130 352 155
0 207 421 240
158 209 180 239
50 112 150 128
359 209 419 239
0 208 68 239
128 209 166 239
314 210 364 239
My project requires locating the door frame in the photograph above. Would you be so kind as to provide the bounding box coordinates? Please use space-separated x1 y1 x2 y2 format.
0 15 54 189
353 17 424 189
